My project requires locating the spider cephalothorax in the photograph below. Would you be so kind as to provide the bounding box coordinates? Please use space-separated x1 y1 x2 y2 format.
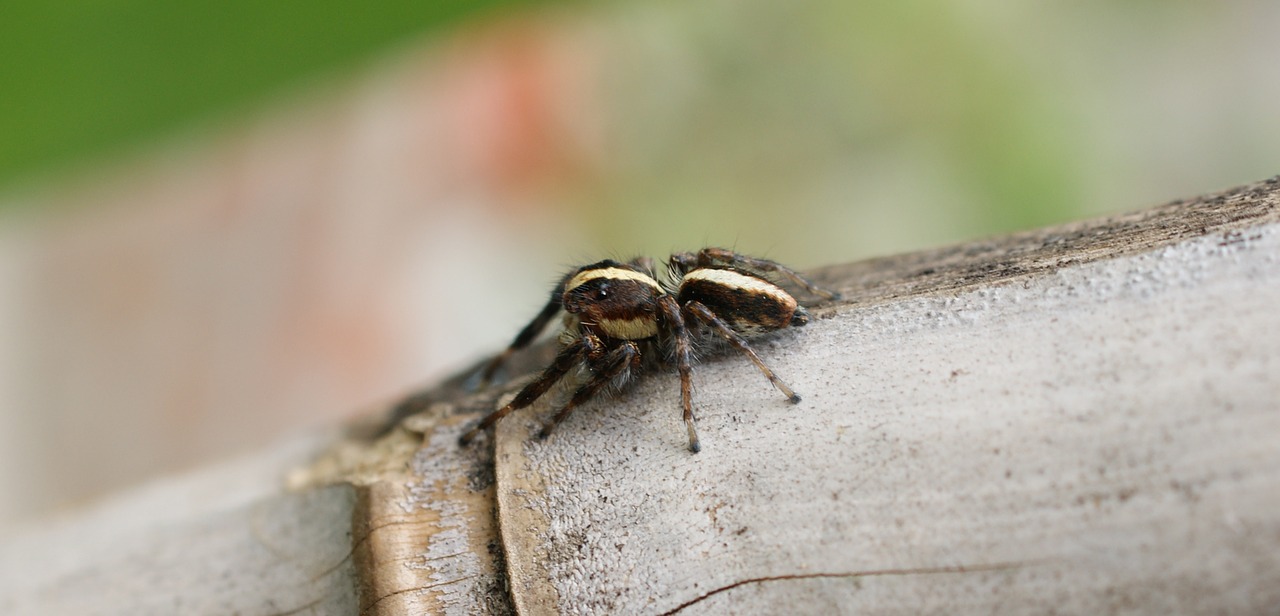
458 248 839 452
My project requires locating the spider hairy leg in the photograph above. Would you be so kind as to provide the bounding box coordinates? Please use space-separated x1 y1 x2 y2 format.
460 336 596 446
538 342 640 441
477 272 573 388
658 295 701 453
627 255 657 277
684 300 802 403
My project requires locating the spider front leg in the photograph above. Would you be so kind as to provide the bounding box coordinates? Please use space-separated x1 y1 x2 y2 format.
658 295 701 453
537 341 641 441
683 300 802 403
460 335 598 446
670 248 841 300
477 272 573 388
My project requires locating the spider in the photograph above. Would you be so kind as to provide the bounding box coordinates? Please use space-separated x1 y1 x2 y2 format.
458 247 839 452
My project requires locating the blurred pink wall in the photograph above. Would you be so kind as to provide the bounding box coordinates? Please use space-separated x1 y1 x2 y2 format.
0 19 599 527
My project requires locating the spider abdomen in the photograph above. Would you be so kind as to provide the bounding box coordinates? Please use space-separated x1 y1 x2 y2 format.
677 268 801 336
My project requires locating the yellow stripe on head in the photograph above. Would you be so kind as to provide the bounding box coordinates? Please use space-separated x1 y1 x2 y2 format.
567 267 662 292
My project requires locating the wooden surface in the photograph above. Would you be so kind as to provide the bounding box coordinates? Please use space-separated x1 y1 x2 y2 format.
0 434 359 615
2 177 1277 615
481 178 1280 614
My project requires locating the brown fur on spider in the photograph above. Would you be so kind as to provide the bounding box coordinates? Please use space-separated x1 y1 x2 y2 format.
458 248 840 453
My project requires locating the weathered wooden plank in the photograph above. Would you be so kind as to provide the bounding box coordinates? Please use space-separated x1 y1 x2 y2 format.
0 435 359 616
296 406 515 616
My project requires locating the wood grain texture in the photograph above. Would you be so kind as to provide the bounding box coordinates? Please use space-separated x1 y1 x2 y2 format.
301 405 516 615
808 176 1280 308
0 435 359 616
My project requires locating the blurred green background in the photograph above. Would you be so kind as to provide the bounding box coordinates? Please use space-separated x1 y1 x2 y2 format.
0 0 552 197
4 1 1277 254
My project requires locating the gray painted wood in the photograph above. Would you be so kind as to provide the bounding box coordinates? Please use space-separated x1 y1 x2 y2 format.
0 435 358 616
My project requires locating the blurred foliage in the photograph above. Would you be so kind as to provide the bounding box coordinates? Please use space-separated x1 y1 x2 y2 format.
575 1 1279 264
2 0 1275 260
0 0 558 196
583 2 1087 261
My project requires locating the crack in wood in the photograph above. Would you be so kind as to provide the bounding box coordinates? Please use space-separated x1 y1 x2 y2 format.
306 515 423 584
357 574 482 616
658 560 1042 615
266 595 326 616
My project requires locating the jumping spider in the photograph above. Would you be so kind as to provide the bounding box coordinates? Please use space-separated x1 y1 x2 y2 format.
458 248 839 452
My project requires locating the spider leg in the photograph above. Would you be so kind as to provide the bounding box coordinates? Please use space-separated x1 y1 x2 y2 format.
477 271 574 387
684 300 802 403
671 247 841 300
658 295 700 453
538 341 640 440
460 336 594 446
627 256 657 277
